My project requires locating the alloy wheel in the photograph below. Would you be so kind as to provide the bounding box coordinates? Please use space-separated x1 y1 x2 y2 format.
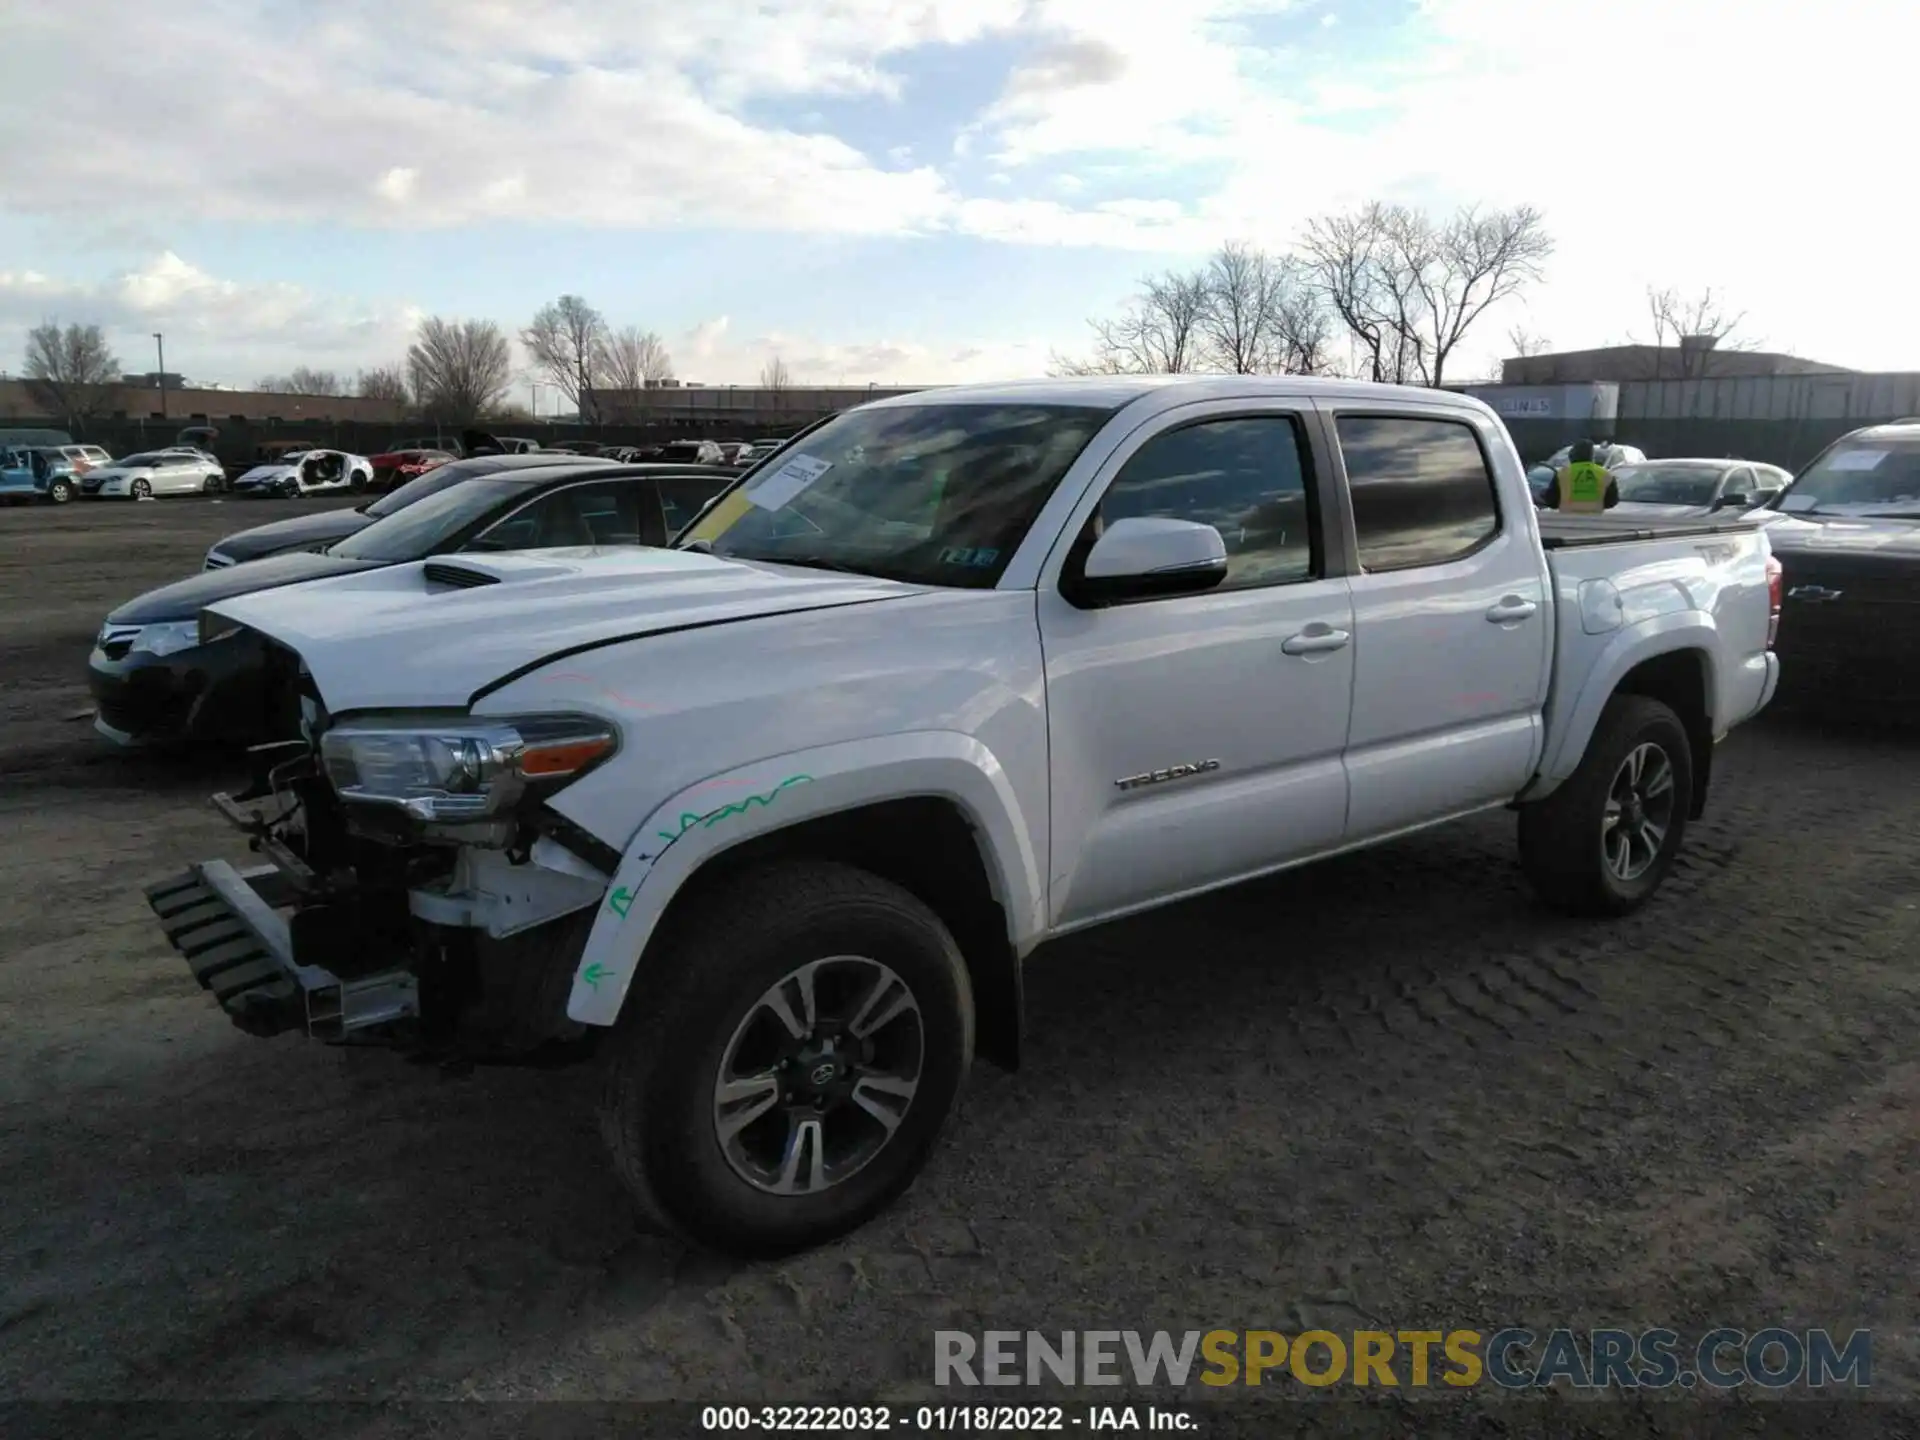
1602 741 1676 882
712 955 925 1196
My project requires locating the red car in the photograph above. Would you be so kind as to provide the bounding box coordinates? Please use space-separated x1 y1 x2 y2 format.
366 448 454 492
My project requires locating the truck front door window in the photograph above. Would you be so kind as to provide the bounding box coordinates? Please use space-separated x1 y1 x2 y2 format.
1090 415 1319 591
1334 412 1546 837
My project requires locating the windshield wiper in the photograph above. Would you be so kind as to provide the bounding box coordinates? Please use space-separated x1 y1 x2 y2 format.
752 554 867 575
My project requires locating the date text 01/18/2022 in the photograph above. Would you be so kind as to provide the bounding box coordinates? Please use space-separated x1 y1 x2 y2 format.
699 1404 1197 1431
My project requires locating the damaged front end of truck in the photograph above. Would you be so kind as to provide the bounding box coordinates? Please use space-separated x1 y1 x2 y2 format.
144 637 618 1060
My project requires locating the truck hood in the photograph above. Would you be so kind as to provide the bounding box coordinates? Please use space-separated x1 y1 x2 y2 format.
1764 512 1920 559
209 506 374 563
205 546 930 712
108 549 388 624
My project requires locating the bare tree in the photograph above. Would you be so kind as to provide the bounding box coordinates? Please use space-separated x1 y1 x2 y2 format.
1073 268 1211 375
256 366 344 396
522 295 609 423
597 327 674 419
22 322 122 425
1267 257 1335 376
1059 252 1328 377
356 364 411 404
1301 202 1551 386
1300 204 1427 385
760 355 792 392
407 317 513 424
1507 325 1551 357
1404 206 1552 387
1635 286 1754 379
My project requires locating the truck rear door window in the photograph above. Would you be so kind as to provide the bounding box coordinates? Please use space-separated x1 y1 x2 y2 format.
1337 415 1500 572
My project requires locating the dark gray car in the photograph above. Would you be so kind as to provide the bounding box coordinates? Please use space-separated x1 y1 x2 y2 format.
201 454 617 570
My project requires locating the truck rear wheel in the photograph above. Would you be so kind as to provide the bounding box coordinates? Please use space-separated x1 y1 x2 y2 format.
598 860 975 1257
1518 694 1694 917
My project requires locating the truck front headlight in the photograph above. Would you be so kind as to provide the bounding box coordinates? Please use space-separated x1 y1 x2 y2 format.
319 713 617 822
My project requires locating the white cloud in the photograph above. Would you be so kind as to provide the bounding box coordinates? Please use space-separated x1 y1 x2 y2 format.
0 1 1021 237
0 253 421 386
2 0 1916 376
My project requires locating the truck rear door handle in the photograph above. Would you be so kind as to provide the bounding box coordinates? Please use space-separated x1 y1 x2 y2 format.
1281 626 1351 656
1485 596 1538 624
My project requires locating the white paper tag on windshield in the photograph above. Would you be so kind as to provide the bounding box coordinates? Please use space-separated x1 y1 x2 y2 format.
1825 449 1887 471
1777 493 1820 511
746 454 832 510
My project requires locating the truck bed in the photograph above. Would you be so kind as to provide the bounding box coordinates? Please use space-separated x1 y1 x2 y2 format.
1535 512 1769 550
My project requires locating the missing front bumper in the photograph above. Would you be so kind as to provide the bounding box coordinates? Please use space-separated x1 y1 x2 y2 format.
145 860 419 1040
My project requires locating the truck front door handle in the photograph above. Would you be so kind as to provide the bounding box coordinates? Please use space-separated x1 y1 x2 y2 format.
1281 626 1352 656
1485 596 1538 624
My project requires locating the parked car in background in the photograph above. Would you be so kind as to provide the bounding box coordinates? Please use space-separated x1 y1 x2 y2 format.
203 454 620 569
230 449 374 498
140 375 1783 1256
390 435 466 457
59 444 114 475
82 450 228 499
161 446 226 467
1763 421 1920 713
0 446 80 504
739 438 788 466
90 460 739 747
495 436 543 454
657 439 725 464
1607 459 1791 519
366 448 454 492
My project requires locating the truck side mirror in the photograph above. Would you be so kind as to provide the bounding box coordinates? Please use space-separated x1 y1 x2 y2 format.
1073 517 1229 606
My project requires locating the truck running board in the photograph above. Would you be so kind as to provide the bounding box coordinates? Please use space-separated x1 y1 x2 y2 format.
144 860 419 1041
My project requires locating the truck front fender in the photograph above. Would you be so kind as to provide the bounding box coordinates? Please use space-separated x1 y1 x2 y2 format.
564 731 1045 1027
1525 611 1720 799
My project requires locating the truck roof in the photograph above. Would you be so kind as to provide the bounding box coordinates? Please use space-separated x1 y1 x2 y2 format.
858 373 1500 418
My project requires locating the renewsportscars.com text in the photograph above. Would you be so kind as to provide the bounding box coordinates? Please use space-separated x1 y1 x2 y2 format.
934 1328 1871 1390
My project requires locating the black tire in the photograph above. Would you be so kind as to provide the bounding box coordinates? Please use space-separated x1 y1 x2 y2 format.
599 860 975 1257
201 474 220 495
47 478 73 504
280 478 300 499
1518 694 1693 917
131 478 152 500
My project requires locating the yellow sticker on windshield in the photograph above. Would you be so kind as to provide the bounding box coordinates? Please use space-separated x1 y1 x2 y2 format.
684 489 756 545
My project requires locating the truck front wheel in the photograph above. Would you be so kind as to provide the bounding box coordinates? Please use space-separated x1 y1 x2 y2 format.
599 860 975 1257
1518 694 1694 917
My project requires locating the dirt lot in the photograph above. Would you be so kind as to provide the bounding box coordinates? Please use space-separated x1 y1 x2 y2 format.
1 499 1917 1426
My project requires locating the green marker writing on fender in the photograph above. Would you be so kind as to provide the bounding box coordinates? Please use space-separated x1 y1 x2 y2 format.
656 774 813 846
607 886 634 917
581 962 612 989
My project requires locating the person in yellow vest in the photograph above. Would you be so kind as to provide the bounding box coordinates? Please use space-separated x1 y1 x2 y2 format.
1539 439 1619 513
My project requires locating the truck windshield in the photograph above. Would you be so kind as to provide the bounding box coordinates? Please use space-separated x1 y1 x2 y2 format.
676 402 1114 587
1774 440 1920 517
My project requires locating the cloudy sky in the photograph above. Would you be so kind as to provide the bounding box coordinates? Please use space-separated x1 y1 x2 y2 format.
0 0 1912 391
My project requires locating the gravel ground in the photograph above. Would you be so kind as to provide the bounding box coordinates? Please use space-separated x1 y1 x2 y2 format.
1 498 1916 1432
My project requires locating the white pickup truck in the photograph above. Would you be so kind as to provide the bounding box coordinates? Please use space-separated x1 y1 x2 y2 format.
145 377 1783 1256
